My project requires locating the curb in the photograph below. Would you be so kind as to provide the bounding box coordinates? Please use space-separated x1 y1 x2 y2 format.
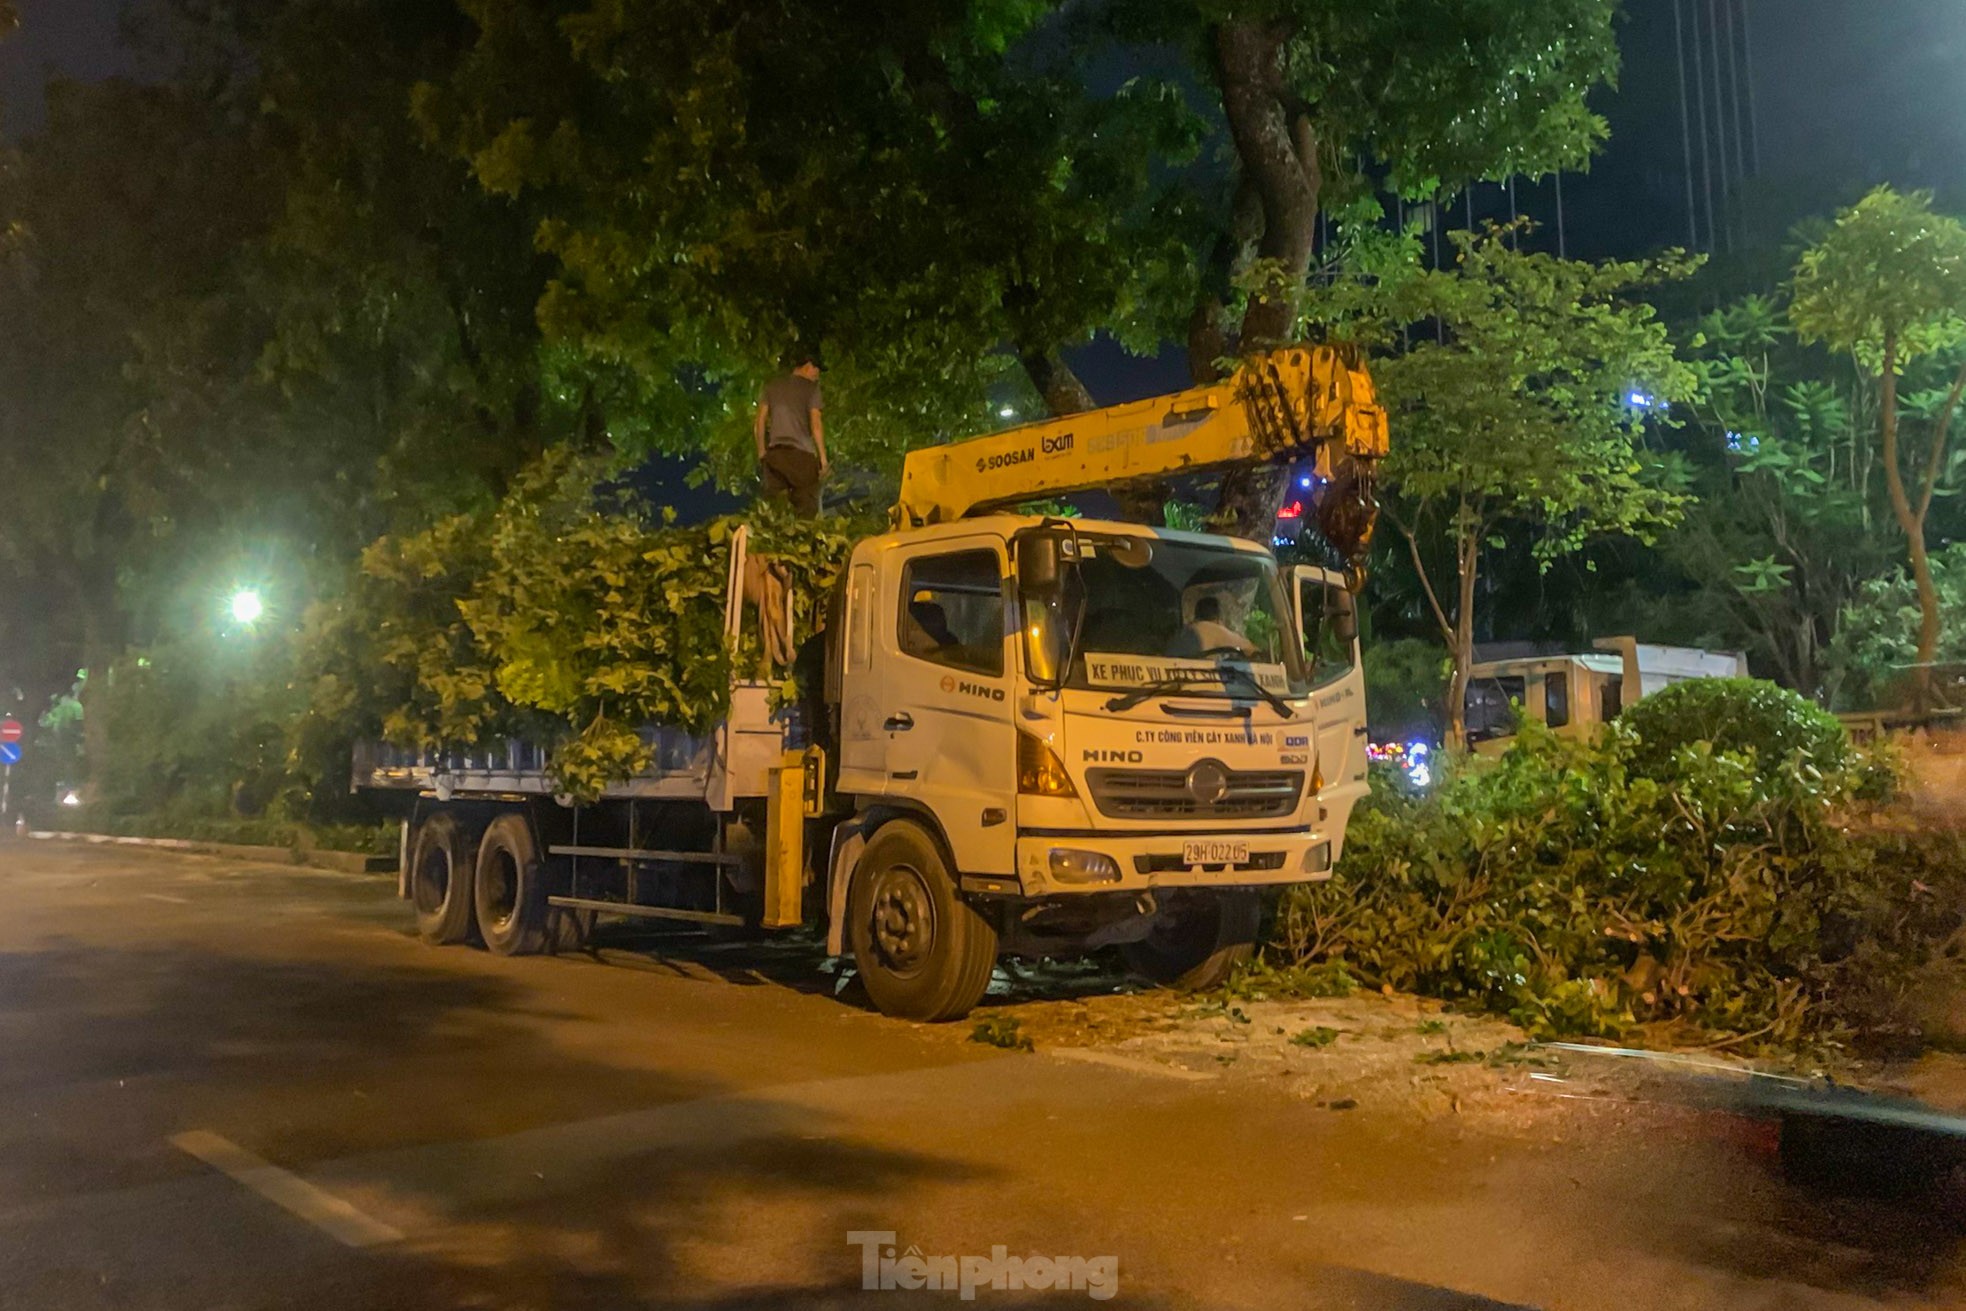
23 830 396 876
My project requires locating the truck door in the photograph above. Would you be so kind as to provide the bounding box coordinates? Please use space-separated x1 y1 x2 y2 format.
871 540 1018 876
1291 567 1371 851
835 558 887 792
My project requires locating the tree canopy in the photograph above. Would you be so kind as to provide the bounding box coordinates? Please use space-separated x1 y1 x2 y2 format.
1092 0 1621 531
417 0 1201 481
1792 186 1966 703
1307 226 1697 739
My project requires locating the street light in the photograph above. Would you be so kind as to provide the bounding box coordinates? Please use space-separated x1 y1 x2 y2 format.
229 589 265 627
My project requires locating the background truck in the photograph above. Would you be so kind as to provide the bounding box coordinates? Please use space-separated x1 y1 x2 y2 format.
1462 637 1749 752
359 347 1389 1021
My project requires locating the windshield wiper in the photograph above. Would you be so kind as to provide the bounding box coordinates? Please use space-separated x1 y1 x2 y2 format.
1103 673 1205 712
1219 663 1295 718
1104 665 1295 717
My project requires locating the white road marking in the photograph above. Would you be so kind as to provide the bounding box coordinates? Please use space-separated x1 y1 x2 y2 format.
169 1131 403 1247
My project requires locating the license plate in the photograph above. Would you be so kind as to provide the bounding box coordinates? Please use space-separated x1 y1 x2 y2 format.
1182 839 1249 868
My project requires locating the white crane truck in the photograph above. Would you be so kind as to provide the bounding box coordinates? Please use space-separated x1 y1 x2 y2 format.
359 347 1388 1021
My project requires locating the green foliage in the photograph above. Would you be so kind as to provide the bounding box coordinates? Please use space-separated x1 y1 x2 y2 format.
1413 1048 1482 1065
970 1016 1034 1051
1791 187 1966 372
1290 1026 1341 1049
1222 957 1356 1001
1654 293 1895 700
45 810 397 857
310 453 872 801
1105 0 1618 200
1790 186 1966 691
1305 226 1698 734
1319 227 1699 568
420 0 1199 479
89 644 303 822
1363 637 1449 736
1828 543 1966 708
1160 499 1211 533
1618 678 1851 783
1263 719 1963 1048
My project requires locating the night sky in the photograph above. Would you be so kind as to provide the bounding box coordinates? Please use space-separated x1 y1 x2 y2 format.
6 0 1966 402
0 0 126 136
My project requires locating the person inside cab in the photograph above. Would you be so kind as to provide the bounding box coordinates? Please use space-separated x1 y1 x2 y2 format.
1166 594 1255 659
904 597 958 657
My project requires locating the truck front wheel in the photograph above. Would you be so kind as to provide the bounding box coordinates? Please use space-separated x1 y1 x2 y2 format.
473 814 549 957
410 812 476 945
847 822 998 1022
1124 890 1260 990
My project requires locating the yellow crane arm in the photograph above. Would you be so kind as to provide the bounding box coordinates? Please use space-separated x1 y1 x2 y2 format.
893 346 1388 562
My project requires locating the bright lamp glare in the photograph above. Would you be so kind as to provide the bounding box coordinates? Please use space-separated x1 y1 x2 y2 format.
229 590 265 626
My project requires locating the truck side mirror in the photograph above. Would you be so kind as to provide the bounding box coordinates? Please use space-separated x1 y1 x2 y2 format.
1018 536 1060 595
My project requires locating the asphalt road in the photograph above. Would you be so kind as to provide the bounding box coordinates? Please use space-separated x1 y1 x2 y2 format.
0 840 1958 1310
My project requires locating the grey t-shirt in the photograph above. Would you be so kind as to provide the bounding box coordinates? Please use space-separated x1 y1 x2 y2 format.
762 374 824 453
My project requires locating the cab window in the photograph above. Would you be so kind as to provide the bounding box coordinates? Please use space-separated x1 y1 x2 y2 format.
1544 671 1571 728
1600 675 1624 721
1465 676 1525 744
898 550 1005 676
1302 577 1359 689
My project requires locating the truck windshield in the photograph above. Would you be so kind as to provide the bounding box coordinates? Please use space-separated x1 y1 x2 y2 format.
1018 529 1308 697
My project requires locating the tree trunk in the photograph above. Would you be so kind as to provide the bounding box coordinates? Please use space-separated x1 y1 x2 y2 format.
1185 180 1262 384
1209 20 1323 540
1019 349 1096 418
1186 298 1230 386
1446 532 1480 750
1020 348 1169 522
1211 464 1288 541
1215 22 1320 350
1875 334 1940 708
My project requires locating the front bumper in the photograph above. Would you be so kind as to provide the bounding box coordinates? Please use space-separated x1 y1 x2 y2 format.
1006 829 1334 897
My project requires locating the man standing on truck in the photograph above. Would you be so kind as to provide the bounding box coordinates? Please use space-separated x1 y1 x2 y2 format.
755 352 829 515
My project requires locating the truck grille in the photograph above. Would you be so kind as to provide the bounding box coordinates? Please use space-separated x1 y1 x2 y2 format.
1085 767 1304 820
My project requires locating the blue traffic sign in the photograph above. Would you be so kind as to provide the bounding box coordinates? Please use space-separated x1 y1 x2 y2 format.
0 743 20 766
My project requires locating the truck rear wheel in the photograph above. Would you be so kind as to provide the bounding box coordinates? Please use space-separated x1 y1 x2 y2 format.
1124 890 1260 990
473 814 549 957
848 821 998 1022
410 812 476 945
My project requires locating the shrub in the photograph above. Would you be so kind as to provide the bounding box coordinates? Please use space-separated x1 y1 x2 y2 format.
1263 719 1965 1049
45 808 398 856
1619 677 1849 781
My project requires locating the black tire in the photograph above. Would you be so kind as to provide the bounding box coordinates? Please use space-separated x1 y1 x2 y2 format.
847 821 998 1022
409 811 476 945
473 813 550 957
1124 889 1260 990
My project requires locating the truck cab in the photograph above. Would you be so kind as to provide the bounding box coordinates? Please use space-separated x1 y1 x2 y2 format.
822 513 1368 1020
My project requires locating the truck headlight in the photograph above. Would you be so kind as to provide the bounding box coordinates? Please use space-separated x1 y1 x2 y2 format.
1017 731 1078 798
1048 848 1122 884
1301 841 1332 874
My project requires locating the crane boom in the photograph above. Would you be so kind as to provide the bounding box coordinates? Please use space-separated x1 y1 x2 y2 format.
892 345 1389 568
